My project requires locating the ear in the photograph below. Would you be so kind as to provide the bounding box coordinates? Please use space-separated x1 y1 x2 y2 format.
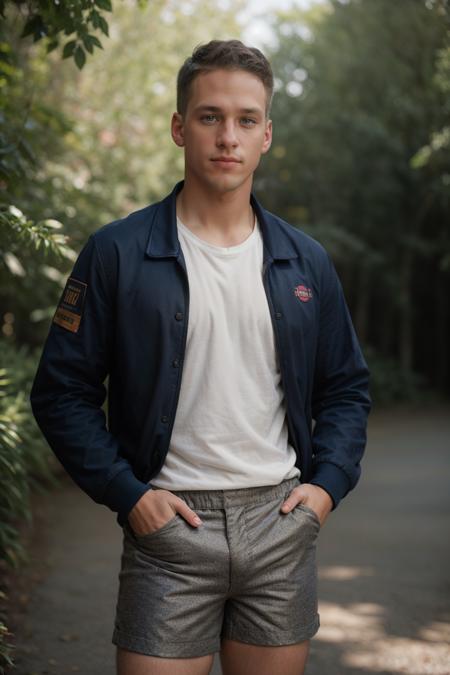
171 112 185 147
261 118 273 155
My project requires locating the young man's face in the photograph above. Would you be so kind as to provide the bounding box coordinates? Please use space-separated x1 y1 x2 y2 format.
171 68 272 195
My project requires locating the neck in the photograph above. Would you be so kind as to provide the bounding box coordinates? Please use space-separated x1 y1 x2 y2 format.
176 175 254 234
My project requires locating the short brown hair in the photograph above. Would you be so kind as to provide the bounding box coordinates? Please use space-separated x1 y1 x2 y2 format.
177 39 274 118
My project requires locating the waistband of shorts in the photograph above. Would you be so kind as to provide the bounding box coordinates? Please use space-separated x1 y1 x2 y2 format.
149 475 301 509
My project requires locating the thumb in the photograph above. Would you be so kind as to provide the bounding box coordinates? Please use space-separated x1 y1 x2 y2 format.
280 489 306 512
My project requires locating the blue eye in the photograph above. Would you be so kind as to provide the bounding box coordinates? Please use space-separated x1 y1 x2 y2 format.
201 114 217 123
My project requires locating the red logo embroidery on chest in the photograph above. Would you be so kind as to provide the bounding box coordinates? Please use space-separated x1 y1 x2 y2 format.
294 285 313 303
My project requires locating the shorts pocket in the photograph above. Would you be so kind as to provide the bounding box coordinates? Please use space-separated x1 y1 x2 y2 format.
126 513 180 542
294 503 321 529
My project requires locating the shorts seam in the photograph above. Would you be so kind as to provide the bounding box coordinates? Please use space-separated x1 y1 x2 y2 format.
112 628 220 657
113 628 217 645
223 614 320 645
241 506 257 564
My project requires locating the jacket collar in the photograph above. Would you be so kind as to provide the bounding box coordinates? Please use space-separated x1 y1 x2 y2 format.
145 180 298 261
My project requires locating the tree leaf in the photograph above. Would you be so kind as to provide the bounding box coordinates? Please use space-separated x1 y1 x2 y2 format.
89 35 103 49
21 16 41 39
98 15 109 36
94 0 112 12
46 40 59 54
74 46 86 70
82 35 94 54
91 9 100 29
62 40 77 59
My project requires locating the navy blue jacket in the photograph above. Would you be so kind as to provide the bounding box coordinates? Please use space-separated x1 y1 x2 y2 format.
30 180 371 528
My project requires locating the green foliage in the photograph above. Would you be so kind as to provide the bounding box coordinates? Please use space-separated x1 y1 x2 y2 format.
0 210 73 667
0 340 61 548
410 39 450 246
0 198 78 350
0 40 36 194
0 338 64 673
0 30 78 662
0 19 83 349
258 0 450 393
0 611 14 673
363 345 431 407
0 231 71 672
0 37 76 560
0 207 71 259
3 0 114 69
0 360 31 569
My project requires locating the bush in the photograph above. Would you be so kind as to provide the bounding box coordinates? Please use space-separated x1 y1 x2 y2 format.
363 344 437 407
0 338 62 674
0 339 61 567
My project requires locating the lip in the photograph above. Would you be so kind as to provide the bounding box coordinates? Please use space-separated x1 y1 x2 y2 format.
211 157 241 163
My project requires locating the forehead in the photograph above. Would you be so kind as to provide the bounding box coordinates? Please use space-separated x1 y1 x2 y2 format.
187 68 267 113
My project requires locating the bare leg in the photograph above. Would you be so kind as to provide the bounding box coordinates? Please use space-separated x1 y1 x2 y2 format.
116 647 214 675
220 638 310 675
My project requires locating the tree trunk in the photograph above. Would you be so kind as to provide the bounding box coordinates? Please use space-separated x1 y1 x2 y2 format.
435 271 449 392
354 263 370 344
399 247 414 373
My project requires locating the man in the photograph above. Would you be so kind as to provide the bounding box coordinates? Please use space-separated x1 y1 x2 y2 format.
30 40 371 675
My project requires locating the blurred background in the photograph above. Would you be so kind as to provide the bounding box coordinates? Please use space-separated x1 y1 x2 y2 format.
0 0 449 673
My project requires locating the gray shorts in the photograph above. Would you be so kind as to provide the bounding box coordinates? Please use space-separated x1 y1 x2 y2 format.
111 475 320 658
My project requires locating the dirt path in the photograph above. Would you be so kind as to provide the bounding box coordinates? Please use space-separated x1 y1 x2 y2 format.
8 404 450 675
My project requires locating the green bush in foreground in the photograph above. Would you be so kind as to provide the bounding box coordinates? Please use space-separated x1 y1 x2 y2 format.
0 341 62 570
0 339 63 674
0 612 14 673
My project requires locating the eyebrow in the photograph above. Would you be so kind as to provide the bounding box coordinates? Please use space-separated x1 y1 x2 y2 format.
194 105 263 116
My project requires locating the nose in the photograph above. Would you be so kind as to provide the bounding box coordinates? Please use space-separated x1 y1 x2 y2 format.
216 119 238 148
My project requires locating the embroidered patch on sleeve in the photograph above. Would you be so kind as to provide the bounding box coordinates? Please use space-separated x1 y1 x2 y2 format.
52 277 88 333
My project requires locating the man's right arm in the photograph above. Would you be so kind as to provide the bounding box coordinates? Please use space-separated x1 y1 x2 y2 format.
29 233 152 525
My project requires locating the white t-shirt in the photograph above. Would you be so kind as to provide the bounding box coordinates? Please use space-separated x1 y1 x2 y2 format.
150 214 300 490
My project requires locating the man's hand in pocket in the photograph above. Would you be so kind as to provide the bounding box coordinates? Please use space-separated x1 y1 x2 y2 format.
128 488 203 536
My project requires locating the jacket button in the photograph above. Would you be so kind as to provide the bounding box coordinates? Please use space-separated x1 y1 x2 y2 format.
172 358 180 367
275 311 282 319
175 312 183 321
161 415 169 423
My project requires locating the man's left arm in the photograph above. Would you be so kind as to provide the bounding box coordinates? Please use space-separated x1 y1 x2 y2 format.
281 250 371 525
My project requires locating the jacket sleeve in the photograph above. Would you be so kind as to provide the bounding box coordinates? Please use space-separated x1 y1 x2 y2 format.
309 250 371 510
29 233 152 525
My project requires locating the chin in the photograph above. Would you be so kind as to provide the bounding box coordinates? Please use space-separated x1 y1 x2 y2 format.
207 174 251 194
